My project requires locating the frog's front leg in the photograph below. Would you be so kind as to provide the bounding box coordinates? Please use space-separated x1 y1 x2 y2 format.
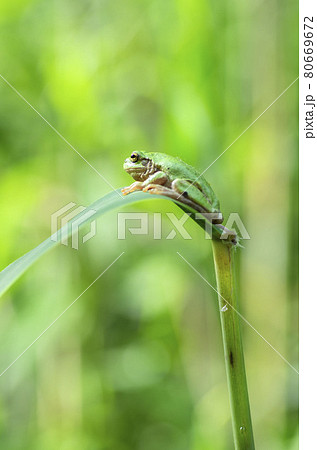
122 171 168 196
121 181 144 195
142 171 169 190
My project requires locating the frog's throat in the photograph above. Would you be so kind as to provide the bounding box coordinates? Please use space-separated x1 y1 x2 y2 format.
124 167 147 181
125 159 156 181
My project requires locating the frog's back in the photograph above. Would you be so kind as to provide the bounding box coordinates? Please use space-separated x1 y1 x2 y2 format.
149 152 219 210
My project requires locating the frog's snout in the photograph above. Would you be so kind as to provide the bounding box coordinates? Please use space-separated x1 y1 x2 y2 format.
123 158 137 174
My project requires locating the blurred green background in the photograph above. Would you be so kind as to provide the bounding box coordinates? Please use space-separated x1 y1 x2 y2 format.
0 0 298 449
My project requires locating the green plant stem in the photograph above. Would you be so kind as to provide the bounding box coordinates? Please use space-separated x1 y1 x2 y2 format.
211 239 255 449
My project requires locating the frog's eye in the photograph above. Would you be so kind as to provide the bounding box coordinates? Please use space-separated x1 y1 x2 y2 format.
130 152 139 162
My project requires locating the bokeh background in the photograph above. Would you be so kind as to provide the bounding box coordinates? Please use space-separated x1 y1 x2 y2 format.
0 0 298 449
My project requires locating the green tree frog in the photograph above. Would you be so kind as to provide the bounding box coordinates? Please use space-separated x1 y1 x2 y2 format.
122 151 223 223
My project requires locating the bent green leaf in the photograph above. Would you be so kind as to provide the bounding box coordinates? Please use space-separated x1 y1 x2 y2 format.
0 189 228 298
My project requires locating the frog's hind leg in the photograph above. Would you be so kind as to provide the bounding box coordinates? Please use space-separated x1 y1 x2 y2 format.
143 183 218 219
171 179 223 223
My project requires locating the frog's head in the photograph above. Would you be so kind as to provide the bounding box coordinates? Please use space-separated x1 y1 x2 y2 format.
123 151 153 181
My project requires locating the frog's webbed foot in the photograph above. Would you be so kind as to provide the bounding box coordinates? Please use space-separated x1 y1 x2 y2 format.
217 224 238 241
121 181 144 195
